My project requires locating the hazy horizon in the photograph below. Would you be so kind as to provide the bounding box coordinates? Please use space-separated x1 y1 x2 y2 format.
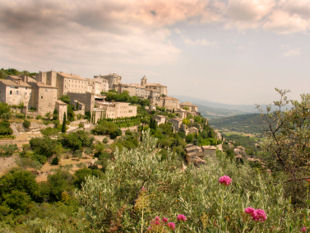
0 0 309 105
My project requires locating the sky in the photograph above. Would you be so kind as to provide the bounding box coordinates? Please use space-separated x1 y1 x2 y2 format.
0 0 309 105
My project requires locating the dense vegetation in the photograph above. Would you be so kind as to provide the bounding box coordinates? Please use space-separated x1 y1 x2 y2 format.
0 68 37 79
0 132 308 232
103 90 150 106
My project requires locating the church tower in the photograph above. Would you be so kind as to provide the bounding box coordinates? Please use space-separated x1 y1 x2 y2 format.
141 76 147 87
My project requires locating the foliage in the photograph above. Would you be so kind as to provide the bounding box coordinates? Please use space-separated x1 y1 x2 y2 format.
0 144 18 157
67 105 75 122
73 131 308 232
45 170 75 202
0 121 13 135
29 136 62 162
61 113 66 133
41 127 60 136
0 103 11 119
22 120 31 129
60 95 71 104
92 120 121 139
259 89 310 205
0 68 37 79
103 90 150 106
74 168 104 189
60 130 94 151
51 157 59 165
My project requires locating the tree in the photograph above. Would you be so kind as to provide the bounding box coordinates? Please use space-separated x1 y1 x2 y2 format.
0 103 10 119
61 114 66 133
23 120 31 129
259 89 310 205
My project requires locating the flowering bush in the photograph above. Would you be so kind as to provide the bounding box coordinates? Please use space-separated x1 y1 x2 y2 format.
244 207 267 222
218 175 232 186
9 131 306 232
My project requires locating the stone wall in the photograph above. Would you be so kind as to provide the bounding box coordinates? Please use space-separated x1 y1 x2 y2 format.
67 92 94 112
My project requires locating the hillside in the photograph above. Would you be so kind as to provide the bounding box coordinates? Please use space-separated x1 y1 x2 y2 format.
209 113 267 134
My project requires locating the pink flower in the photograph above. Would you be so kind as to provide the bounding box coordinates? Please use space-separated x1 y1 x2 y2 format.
252 209 267 222
244 207 255 214
218 175 232 186
167 222 176 230
177 214 187 221
162 217 168 223
301 227 307 232
244 207 267 222
154 216 160 221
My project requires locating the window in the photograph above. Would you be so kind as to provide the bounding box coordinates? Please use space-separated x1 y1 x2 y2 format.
10 90 12 95
16 90 19 94
41 96 43 99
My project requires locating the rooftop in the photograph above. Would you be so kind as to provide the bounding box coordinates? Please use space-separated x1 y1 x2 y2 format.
58 72 88 81
0 79 31 88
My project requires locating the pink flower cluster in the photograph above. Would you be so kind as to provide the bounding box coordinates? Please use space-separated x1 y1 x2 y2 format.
147 214 187 231
218 175 232 186
301 226 307 232
244 207 267 222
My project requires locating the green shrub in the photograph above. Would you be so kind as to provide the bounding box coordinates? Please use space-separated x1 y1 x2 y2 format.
29 136 62 161
41 127 60 136
0 103 10 119
23 120 31 129
51 157 59 165
0 144 18 157
60 130 94 151
92 120 121 139
0 121 13 135
73 168 103 189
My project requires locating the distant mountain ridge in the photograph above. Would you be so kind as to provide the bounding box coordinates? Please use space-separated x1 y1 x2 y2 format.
174 95 259 119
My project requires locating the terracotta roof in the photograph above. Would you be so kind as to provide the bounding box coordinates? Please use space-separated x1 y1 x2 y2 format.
58 72 88 81
0 79 30 88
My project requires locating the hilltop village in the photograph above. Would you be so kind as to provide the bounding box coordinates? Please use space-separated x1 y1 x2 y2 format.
0 71 197 126
0 69 224 179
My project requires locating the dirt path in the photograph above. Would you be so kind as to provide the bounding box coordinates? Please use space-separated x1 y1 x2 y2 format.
0 155 18 177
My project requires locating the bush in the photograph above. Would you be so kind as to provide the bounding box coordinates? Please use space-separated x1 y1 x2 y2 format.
92 120 121 139
51 157 59 165
74 131 308 232
74 168 103 189
23 120 31 129
60 131 94 151
29 137 62 160
0 121 13 135
0 103 10 119
46 170 74 202
41 127 60 136
0 144 18 157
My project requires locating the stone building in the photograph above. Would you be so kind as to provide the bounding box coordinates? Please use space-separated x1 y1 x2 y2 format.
28 82 58 116
169 118 183 132
94 73 122 90
91 102 137 123
55 100 67 122
154 115 166 125
88 78 109 95
0 79 32 106
153 96 180 111
180 102 198 113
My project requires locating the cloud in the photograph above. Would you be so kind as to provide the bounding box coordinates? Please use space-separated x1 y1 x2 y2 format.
183 38 215 47
226 0 275 29
263 10 309 34
283 48 301 57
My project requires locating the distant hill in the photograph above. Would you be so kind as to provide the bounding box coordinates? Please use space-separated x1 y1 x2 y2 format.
209 113 267 134
174 95 259 119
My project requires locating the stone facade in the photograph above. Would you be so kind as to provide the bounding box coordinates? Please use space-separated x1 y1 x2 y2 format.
0 79 32 106
154 115 166 125
153 96 180 111
28 82 58 116
94 73 122 90
67 92 94 112
91 102 137 123
55 100 67 122
180 102 198 113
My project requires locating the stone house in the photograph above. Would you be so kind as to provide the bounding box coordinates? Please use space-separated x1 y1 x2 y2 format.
154 115 166 125
28 82 58 116
180 102 198 113
94 73 122 90
88 78 109 95
169 118 183 132
91 101 137 123
0 79 32 106
55 100 67 122
154 96 180 111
